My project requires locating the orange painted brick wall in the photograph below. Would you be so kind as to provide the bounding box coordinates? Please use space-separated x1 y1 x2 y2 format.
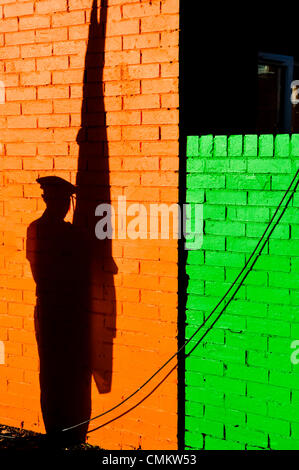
0 0 179 449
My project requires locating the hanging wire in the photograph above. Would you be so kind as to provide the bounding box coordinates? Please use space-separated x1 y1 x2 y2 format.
61 168 299 434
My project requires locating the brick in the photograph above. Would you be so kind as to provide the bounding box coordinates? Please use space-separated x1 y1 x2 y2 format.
141 141 179 156
104 79 140 97
109 171 140 186
5 30 35 45
141 172 178 187
185 416 224 439
101 66 122 82
187 174 225 189
38 114 69 128
124 94 160 110
68 0 90 8
269 402 299 422
21 43 52 58
35 27 68 43
269 271 299 290
161 0 180 14
160 30 179 47
38 143 68 156
4 2 34 18
106 111 141 126
4 128 53 143
23 157 53 170
142 109 178 125
0 73 18 88
140 260 177 277
36 56 68 72
270 239 299 257
106 36 123 52
159 157 179 171
36 0 67 14
123 64 160 80
270 434 299 451
52 10 85 27
7 116 37 128
123 157 159 171
53 40 85 55
105 50 140 67
247 315 290 336
123 273 159 290
20 71 51 86
0 103 20 116
142 47 178 64
123 33 159 50
226 363 268 384
161 94 179 110
0 46 19 59
258 134 274 156
2 157 22 169
5 59 35 73
5 87 36 101
160 125 179 141
52 70 83 85
205 251 245 268
142 78 178 94
205 406 245 428
248 159 292 174
8 328 35 345
22 100 52 115
37 86 69 100
274 134 290 157
122 125 159 141
124 186 159 202
248 223 289 243
53 127 79 142
0 18 18 33
228 206 269 222
68 23 89 40
204 437 243 450
54 157 77 170
226 425 267 448
106 19 139 37
187 357 223 376
161 62 179 78
141 15 179 33
123 2 160 19
19 15 50 30
226 174 271 190
186 136 199 157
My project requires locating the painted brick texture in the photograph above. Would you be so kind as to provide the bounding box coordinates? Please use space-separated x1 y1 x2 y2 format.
185 134 299 450
0 0 179 450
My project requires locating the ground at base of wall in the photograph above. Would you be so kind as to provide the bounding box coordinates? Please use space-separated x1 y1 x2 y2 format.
0 424 103 453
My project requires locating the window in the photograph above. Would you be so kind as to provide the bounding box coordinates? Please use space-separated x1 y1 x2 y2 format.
257 52 293 133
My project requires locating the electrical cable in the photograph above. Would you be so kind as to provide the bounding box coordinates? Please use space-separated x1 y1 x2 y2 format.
186 168 299 358
1 169 297 442
62 167 299 434
86 167 299 433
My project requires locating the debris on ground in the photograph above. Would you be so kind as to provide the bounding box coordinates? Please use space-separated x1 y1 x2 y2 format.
0 424 102 453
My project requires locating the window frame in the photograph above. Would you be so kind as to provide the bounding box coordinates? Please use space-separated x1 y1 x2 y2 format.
258 52 294 133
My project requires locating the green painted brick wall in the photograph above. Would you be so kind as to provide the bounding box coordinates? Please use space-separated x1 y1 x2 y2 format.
185 134 299 450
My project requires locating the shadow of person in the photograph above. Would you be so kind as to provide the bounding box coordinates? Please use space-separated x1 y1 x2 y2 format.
26 176 91 447
73 0 117 396
26 0 117 445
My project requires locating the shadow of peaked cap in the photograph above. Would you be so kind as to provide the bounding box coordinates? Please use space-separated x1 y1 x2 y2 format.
36 176 77 197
